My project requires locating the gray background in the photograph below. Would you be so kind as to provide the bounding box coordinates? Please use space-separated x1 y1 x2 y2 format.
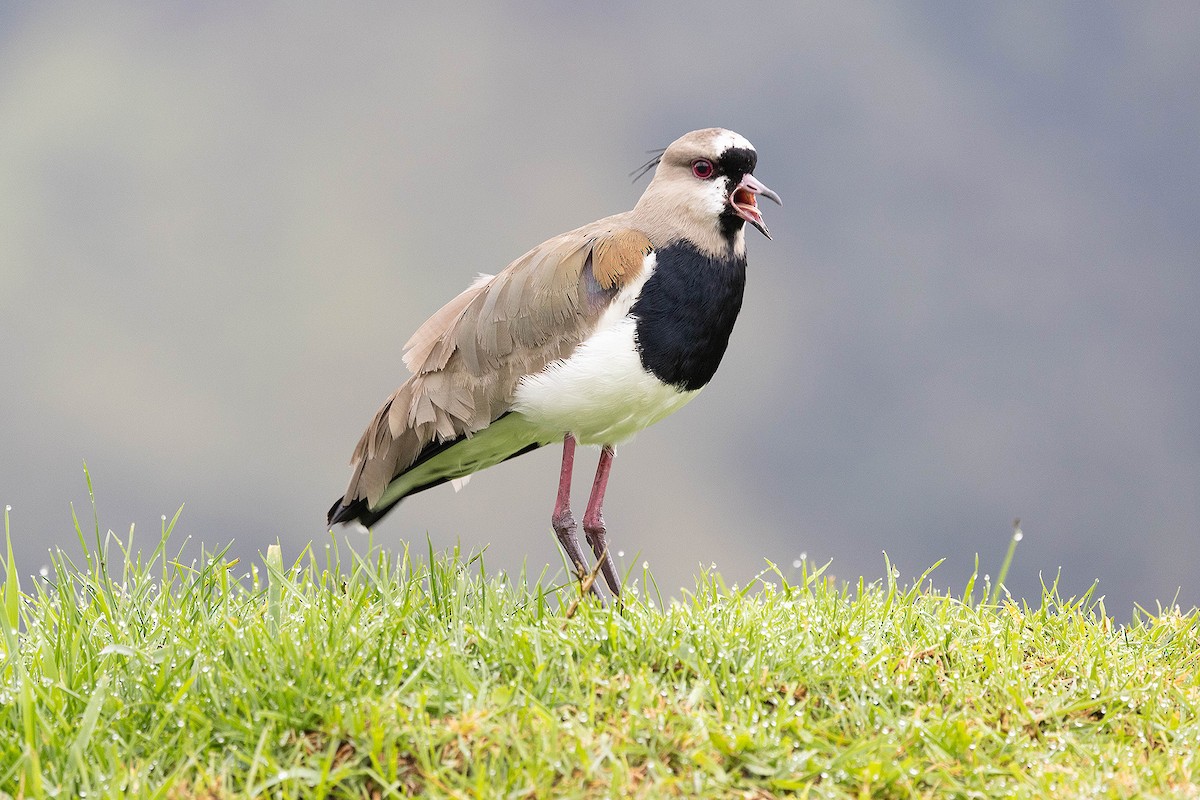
3 4 1197 616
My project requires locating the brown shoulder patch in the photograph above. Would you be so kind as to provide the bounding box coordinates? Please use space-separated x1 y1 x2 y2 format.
590 230 653 290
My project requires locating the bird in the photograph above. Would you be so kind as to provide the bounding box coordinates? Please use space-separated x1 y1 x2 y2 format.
327 128 780 599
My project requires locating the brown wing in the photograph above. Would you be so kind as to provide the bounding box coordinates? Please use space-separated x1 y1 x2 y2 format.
334 223 654 512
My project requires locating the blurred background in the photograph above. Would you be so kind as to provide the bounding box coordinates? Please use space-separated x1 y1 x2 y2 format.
2 4 1197 616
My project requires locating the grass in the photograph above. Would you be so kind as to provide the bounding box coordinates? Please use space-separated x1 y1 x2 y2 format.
2 503 1199 799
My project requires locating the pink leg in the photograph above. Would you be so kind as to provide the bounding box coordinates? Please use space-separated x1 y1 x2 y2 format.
551 434 602 598
582 445 621 596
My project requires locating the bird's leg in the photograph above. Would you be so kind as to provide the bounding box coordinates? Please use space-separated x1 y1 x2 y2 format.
552 434 603 599
583 445 621 596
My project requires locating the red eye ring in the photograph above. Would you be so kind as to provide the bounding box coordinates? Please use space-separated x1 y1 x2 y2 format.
691 158 715 179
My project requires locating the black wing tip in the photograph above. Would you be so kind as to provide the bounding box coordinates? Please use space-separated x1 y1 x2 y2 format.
327 496 369 527
327 494 402 529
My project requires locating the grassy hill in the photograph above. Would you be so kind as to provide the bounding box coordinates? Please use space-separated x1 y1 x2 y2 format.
2 505 1198 799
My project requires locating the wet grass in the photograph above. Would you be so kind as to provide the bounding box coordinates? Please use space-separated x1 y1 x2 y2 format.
2 502 1199 799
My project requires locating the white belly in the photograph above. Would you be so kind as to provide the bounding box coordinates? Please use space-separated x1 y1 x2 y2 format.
511 315 699 446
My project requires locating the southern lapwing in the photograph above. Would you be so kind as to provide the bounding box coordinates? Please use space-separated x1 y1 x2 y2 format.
328 128 780 599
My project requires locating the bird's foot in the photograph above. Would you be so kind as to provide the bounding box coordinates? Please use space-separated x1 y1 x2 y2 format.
553 509 604 601
583 515 621 597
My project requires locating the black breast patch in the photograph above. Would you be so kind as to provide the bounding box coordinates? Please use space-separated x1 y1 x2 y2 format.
630 241 747 392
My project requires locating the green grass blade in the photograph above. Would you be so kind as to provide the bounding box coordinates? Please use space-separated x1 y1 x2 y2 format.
3 505 19 636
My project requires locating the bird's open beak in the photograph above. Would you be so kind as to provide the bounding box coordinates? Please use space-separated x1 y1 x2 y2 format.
730 173 782 240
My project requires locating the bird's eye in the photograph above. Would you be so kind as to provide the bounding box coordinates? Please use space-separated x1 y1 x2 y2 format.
691 159 715 179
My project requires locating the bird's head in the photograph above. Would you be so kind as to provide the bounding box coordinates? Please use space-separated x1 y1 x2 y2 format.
634 128 782 255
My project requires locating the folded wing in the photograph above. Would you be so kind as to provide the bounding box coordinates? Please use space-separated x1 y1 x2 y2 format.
329 222 654 524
